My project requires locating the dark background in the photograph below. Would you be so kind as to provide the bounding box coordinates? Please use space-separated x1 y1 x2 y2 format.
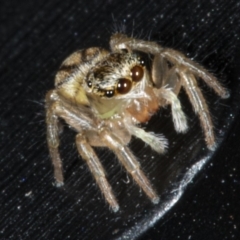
1 0 240 239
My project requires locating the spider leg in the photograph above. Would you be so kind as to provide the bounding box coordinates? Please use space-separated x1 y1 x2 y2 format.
180 72 216 150
162 49 229 98
110 33 229 99
76 133 119 212
46 90 96 186
110 33 163 54
46 93 64 186
100 129 159 204
46 92 118 211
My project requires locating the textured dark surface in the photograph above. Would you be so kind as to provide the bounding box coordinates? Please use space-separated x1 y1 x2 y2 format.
0 1 240 239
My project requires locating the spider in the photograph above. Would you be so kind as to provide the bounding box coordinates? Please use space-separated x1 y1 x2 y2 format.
45 33 229 212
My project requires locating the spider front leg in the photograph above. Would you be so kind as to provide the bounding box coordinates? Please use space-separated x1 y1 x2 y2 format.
46 90 96 186
161 49 229 99
111 33 229 98
46 92 119 211
99 128 159 204
76 133 119 212
110 33 163 54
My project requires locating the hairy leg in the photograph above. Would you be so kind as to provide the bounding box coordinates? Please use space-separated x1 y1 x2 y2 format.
110 33 229 99
99 129 159 204
180 72 216 150
110 33 163 54
76 134 119 212
161 49 229 98
46 90 96 185
46 93 64 185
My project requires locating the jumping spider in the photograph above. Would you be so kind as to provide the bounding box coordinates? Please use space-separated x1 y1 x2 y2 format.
46 33 229 212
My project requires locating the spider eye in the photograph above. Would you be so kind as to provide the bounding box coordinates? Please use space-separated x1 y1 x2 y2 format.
120 48 128 53
104 90 114 98
138 57 145 66
87 80 92 88
116 78 132 94
130 65 144 82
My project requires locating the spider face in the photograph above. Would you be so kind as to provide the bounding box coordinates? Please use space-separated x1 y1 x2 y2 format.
85 52 147 99
46 33 229 212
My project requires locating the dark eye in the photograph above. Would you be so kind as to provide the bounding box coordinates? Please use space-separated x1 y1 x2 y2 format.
130 65 144 82
120 48 128 53
116 78 132 94
87 80 92 88
138 57 145 66
105 90 114 98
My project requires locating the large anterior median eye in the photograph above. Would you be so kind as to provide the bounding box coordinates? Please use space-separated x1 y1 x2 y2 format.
130 65 144 82
116 78 132 94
